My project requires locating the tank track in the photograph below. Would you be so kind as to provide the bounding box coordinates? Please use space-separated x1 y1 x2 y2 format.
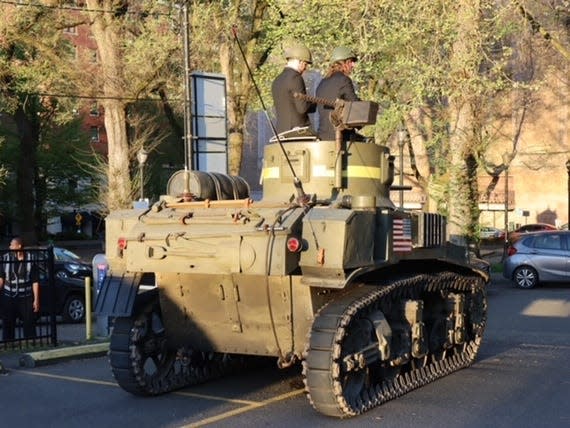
302 271 487 418
109 299 250 396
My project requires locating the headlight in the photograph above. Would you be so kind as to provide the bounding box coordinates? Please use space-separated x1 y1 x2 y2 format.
66 263 82 273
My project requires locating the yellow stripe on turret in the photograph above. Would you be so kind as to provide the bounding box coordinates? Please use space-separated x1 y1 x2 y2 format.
312 165 334 178
344 165 382 179
263 165 382 180
262 167 280 179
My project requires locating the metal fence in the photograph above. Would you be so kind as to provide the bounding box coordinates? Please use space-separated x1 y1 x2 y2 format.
0 247 58 351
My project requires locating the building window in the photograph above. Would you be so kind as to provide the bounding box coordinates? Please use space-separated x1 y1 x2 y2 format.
90 49 98 63
63 26 77 35
89 101 99 117
90 126 100 142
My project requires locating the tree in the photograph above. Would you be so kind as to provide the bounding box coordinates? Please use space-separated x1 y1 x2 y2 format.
0 2 81 242
261 0 552 244
83 0 180 210
187 0 275 175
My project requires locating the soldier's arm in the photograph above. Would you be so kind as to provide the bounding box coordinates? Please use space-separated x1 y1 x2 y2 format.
340 76 359 102
292 77 314 115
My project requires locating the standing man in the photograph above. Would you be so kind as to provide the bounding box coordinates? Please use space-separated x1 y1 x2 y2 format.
316 46 360 141
271 44 315 135
0 236 40 341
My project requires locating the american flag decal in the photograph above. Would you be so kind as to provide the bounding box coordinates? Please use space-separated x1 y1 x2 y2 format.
393 217 413 252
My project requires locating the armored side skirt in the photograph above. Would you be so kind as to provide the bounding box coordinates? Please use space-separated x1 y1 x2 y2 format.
156 272 331 356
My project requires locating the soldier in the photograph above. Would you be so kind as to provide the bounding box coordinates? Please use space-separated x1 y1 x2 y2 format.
271 44 315 134
316 46 361 141
0 236 40 341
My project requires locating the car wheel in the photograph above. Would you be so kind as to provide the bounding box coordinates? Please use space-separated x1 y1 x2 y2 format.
63 295 86 323
513 266 538 289
55 269 69 279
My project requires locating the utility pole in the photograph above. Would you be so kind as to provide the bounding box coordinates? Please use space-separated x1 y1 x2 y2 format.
182 1 193 171
502 153 510 258
566 160 570 226
397 126 407 209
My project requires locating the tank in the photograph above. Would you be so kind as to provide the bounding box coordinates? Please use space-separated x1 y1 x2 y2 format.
96 99 488 418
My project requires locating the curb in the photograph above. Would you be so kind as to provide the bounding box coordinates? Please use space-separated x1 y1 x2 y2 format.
19 342 109 368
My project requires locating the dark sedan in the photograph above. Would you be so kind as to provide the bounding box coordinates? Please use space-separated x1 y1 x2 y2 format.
40 274 91 323
53 247 92 280
503 230 570 289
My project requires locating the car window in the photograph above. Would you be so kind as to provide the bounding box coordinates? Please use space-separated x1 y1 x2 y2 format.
54 248 82 262
533 234 563 250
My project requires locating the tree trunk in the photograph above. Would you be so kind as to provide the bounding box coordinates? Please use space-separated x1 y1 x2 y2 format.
86 0 132 210
217 0 268 176
220 38 246 175
103 101 131 209
447 0 481 244
13 105 39 244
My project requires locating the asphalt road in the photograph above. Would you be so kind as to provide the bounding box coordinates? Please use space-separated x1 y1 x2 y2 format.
1 274 569 428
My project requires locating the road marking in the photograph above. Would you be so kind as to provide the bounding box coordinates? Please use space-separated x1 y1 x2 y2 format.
18 370 118 387
522 299 570 317
174 391 257 405
181 389 305 427
17 370 288 406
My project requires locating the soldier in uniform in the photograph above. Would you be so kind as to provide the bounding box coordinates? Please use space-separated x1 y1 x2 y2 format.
271 44 315 134
0 236 40 341
316 46 361 141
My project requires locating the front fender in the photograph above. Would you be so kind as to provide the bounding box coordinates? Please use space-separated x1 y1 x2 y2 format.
94 273 142 317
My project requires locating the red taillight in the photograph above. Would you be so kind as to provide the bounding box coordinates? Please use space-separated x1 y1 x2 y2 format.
507 245 517 256
118 237 128 250
286 237 303 253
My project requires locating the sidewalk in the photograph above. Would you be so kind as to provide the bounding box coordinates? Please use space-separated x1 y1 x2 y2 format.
0 321 109 372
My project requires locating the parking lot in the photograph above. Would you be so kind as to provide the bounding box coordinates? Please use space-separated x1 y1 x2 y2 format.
2 271 570 427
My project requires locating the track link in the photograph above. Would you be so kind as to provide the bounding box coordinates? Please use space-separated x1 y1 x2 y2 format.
302 271 487 417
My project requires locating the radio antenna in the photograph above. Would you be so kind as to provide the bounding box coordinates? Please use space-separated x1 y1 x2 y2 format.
230 25 308 204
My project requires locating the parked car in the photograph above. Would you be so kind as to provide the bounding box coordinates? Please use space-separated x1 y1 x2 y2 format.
53 247 92 280
508 223 557 242
503 230 570 289
39 271 91 323
480 226 505 240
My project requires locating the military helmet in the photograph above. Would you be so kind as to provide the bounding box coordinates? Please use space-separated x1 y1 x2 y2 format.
285 45 312 64
330 46 358 63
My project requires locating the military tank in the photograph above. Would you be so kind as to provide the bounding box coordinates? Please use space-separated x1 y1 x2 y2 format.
96 98 487 418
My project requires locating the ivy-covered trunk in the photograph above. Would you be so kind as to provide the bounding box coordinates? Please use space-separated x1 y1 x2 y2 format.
447 0 482 244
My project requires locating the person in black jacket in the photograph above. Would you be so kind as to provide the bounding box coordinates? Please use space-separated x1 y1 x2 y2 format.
316 46 360 141
271 44 315 135
0 236 40 341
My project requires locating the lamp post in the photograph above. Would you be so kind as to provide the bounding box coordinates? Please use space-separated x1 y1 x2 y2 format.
397 126 407 209
137 148 149 201
566 159 570 227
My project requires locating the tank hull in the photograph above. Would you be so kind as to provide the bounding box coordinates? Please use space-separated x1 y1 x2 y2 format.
98 140 488 417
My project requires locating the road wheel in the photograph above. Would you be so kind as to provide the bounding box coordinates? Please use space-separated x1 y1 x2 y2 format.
63 295 86 322
513 266 538 289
